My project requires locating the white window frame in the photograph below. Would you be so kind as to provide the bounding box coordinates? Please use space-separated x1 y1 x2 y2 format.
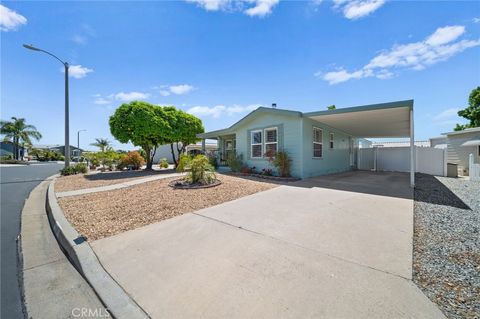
250 130 263 158
313 127 323 158
329 132 334 149
263 127 278 156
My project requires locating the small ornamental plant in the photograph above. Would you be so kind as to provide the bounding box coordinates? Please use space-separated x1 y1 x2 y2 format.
117 151 145 170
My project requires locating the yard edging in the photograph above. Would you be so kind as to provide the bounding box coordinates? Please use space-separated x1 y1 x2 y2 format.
46 178 149 319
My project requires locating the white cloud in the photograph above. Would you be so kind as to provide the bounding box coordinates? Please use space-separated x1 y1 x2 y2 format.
186 0 230 11
114 92 150 102
94 97 111 105
333 0 385 20
431 108 461 126
63 65 93 79
244 0 279 17
156 84 196 96
0 4 27 32
186 0 278 17
317 25 480 85
72 34 87 45
169 84 195 95
187 104 260 118
473 17 480 24
425 25 465 46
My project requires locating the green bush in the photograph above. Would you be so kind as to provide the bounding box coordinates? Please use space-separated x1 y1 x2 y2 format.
226 153 243 172
159 157 169 169
60 163 88 176
185 155 216 185
207 153 218 169
75 163 88 174
268 151 292 177
176 154 192 173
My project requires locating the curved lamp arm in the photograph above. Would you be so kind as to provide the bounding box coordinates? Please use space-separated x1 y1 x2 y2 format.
23 44 68 66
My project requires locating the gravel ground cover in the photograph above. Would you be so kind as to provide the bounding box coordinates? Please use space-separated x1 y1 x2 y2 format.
55 169 176 192
57 174 277 241
413 174 479 319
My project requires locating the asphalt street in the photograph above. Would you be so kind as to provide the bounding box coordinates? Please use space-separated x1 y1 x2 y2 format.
1 163 62 319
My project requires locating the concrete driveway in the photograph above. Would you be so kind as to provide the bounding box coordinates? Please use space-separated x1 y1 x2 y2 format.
92 171 444 318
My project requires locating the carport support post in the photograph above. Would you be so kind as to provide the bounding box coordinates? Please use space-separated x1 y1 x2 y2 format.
410 108 415 188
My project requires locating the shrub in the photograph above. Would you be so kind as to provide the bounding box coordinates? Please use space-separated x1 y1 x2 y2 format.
226 153 243 172
176 154 192 172
185 155 216 185
117 151 145 170
60 166 76 176
268 151 292 177
159 158 169 169
207 153 218 169
75 163 88 174
60 163 88 176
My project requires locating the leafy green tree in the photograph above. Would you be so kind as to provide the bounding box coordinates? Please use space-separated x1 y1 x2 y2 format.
454 87 480 131
90 138 111 152
163 107 204 166
327 105 336 110
0 117 42 160
109 101 172 169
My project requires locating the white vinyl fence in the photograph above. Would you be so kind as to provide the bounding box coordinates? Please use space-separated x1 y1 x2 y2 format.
358 146 447 176
469 154 480 181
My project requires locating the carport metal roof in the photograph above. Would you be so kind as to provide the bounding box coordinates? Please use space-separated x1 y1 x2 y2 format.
304 100 413 138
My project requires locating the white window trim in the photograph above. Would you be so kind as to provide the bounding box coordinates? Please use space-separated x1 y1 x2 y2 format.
250 130 263 159
313 127 323 158
329 132 334 149
263 127 278 156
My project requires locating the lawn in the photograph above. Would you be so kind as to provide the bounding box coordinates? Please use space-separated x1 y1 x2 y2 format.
57 174 277 241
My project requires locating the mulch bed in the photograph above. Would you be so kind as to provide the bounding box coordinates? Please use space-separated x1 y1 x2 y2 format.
57 174 278 241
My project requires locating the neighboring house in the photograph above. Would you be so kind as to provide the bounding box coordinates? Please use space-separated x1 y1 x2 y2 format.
430 127 480 175
33 144 84 158
0 141 26 158
198 100 415 181
153 142 218 164
372 140 430 148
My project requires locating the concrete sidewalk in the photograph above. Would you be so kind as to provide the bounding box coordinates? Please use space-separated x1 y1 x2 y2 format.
56 172 182 198
21 178 107 318
91 176 445 318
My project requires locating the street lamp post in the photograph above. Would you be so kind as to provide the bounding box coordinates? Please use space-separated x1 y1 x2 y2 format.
77 129 86 150
23 44 71 168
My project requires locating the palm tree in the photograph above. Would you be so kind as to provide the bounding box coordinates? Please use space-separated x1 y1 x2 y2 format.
90 138 111 152
1 117 42 160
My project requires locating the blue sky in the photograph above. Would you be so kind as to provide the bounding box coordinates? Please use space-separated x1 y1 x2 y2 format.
1 0 479 151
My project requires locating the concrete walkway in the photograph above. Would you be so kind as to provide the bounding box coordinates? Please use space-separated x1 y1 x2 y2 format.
91 172 445 318
21 177 107 318
56 172 182 198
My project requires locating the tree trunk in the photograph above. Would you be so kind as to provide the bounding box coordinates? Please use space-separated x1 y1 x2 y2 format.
143 145 153 170
170 143 178 167
14 137 18 160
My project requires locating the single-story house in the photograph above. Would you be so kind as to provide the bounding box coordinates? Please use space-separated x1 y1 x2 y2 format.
430 127 480 175
153 142 218 164
33 144 84 158
198 100 416 186
0 141 26 159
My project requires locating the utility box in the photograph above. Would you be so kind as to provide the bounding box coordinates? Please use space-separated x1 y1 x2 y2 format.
447 163 458 178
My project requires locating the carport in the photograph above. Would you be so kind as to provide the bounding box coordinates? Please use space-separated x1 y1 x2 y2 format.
304 100 415 187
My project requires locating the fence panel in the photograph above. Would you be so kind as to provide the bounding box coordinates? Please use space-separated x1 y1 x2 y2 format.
469 154 480 181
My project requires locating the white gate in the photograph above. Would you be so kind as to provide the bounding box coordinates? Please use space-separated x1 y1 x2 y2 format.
357 146 447 176
469 154 480 181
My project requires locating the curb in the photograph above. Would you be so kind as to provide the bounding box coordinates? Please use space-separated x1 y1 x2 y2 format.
46 178 149 319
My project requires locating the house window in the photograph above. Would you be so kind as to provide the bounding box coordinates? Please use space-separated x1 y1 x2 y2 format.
329 133 334 149
251 130 262 158
313 127 323 158
264 127 278 156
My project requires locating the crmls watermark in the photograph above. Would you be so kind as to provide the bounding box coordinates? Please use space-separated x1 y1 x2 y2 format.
71 307 110 318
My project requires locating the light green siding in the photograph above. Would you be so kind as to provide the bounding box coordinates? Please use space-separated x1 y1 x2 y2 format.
229 112 303 177
301 117 352 178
